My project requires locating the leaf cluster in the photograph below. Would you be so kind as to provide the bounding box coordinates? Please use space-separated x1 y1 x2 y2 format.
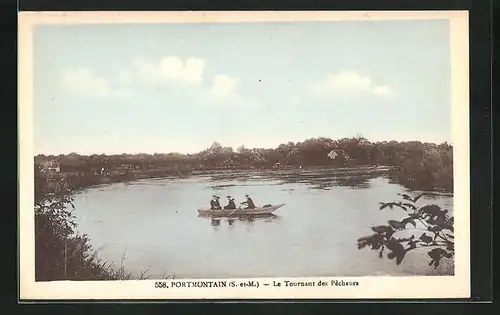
357 193 454 269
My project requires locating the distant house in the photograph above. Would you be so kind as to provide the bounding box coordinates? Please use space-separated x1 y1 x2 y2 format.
41 160 60 173
98 168 111 176
328 150 350 160
327 150 339 159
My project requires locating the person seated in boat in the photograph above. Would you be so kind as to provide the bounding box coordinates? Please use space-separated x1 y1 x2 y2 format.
224 196 237 210
210 195 222 210
240 194 256 209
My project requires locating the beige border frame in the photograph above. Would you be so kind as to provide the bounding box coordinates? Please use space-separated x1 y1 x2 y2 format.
18 10 470 300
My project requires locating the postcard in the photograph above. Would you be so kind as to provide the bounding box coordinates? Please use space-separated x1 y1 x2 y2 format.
18 10 470 300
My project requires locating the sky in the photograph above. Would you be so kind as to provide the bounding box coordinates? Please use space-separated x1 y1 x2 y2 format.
33 19 451 155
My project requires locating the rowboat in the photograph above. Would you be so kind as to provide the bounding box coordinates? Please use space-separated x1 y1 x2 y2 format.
197 203 285 216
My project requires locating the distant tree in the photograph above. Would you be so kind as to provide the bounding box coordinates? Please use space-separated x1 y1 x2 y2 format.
237 144 248 154
208 142 223 155
34 136 454 192
370 146 385 165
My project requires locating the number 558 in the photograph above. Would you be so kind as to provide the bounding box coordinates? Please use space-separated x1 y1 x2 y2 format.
155 281 167 288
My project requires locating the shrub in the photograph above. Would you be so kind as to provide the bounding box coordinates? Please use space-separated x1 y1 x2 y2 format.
34 169 148 281
357 193 454 270
394 146 453 192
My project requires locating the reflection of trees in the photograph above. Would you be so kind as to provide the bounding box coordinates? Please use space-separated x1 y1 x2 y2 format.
208 184 236 191
334 176 371 189
203 167 390 190
209 173 252 182
269 168 387 190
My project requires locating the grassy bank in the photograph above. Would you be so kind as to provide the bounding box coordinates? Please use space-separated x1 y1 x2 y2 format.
34 169 149 281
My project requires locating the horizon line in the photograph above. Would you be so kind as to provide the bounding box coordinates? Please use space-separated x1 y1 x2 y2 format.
33 136 453 156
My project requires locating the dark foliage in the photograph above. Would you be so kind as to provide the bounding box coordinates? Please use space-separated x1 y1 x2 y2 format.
35 137 453 192
357 193 454 270
34 168 149 281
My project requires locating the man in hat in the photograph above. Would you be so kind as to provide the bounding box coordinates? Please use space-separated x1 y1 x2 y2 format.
240 194 256 209
210 195 222 210
224 196 237 210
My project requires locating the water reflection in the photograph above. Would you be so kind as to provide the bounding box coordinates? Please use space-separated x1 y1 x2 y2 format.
208 173 253 182
208 184 236 191
204 214 280 227
333 175 377 189
204 167 391 191
210 219 221 226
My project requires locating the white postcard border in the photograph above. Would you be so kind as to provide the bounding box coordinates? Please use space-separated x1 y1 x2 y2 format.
18 10 470 300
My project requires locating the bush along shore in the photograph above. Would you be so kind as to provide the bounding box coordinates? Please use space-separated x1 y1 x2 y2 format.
35 137 453 193
34 168 150 281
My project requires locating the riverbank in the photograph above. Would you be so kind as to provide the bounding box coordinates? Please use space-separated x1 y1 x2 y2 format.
47 165 395 191
34 168 152 281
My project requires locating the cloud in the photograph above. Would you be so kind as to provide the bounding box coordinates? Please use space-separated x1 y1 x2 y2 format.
58 57 245 106
130 57 238 99
117 57 240 101
192 74 253 109
372 85 390 96
60 67 128 98
209 74 238 98
133 56 205 86
310 70 392 97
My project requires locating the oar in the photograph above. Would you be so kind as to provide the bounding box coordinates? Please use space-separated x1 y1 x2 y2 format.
227 207 241 217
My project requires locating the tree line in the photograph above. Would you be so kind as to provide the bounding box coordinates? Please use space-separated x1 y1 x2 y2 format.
35 136 453 192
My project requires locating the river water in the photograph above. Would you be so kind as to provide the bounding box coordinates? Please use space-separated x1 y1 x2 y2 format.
72 168 454 279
